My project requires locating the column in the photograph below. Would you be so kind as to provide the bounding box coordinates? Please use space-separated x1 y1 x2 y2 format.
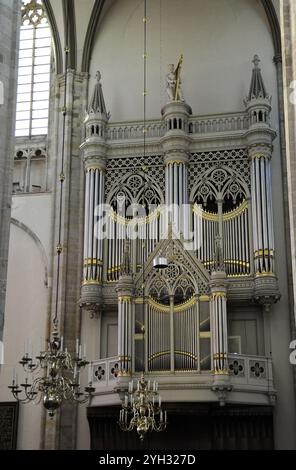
210 270 232 405
117 295 133 374
210 271 228 374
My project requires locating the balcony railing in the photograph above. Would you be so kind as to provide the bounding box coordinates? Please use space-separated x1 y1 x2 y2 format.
90 353 274 394
228 353 274 391
104 112 249 142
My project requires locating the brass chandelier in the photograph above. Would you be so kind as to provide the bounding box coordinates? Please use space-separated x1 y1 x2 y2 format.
8 326 94 418
119 371 167 441
9 4 94 417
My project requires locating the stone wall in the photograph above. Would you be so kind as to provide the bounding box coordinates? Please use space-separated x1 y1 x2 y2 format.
0 0 20 343
281 0 296 327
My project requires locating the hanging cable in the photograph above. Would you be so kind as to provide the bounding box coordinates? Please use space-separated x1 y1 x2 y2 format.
141 0 148 373
53 5 69 327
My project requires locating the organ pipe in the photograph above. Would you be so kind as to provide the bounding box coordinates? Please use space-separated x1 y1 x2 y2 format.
83 167 105 283
250 152 275 274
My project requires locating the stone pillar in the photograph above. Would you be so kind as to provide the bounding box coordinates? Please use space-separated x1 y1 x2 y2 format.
43 70 89 451
161 101 192 239
0 0 20 349
281 0 296 327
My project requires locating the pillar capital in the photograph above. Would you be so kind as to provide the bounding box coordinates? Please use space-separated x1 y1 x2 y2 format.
80 140 108 170
209 270 228 294
245 127 276 149
79 282 103 319
116 274 134 299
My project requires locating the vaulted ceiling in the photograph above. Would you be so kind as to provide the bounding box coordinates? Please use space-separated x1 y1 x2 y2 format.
43 0 281 75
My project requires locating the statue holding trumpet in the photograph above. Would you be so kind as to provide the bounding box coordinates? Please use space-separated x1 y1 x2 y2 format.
165 54 185 102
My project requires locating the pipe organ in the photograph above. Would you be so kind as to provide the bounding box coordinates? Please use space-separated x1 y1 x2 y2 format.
79 57 280 383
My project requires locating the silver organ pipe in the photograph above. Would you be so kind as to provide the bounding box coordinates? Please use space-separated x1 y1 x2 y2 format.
83 166 105 284
146 298 198 372
210 288 228 374
117 296 133 374
193 202 250 275
250 152 275 274
106 207 163 282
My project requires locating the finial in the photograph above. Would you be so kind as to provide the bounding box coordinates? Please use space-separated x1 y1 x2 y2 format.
245 54 270 104
252 55 260 69
87 70 110 120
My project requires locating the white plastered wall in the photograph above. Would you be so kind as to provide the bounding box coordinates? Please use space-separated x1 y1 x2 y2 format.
0 194 51 449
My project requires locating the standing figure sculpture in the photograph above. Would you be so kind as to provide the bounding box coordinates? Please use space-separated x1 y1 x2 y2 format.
166 55 185 102
213 234 224 272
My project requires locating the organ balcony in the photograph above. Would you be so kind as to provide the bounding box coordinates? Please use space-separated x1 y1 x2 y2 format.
88 353 276 408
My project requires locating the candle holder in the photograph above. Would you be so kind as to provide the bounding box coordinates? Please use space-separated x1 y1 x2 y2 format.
119 373 167 440
9 325 94 418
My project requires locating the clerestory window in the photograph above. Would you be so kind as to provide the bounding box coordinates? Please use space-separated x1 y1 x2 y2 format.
15 0 51 137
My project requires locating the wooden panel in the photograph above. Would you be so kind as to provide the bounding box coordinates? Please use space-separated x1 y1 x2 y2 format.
107 323 118 357
88 404 274 450
0 402 19 450
230 319 258 355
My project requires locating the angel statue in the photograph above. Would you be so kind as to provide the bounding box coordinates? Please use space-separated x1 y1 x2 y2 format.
165 55 185 102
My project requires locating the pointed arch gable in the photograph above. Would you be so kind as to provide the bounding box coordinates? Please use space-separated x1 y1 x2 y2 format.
134 235 210 296
10 218 49 287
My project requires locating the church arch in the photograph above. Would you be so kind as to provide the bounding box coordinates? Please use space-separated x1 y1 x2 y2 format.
11 218 49 287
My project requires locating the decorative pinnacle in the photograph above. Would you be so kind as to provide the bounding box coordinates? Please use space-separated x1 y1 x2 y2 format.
245 54 270 103
87 70 110 119
252 54 260 69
